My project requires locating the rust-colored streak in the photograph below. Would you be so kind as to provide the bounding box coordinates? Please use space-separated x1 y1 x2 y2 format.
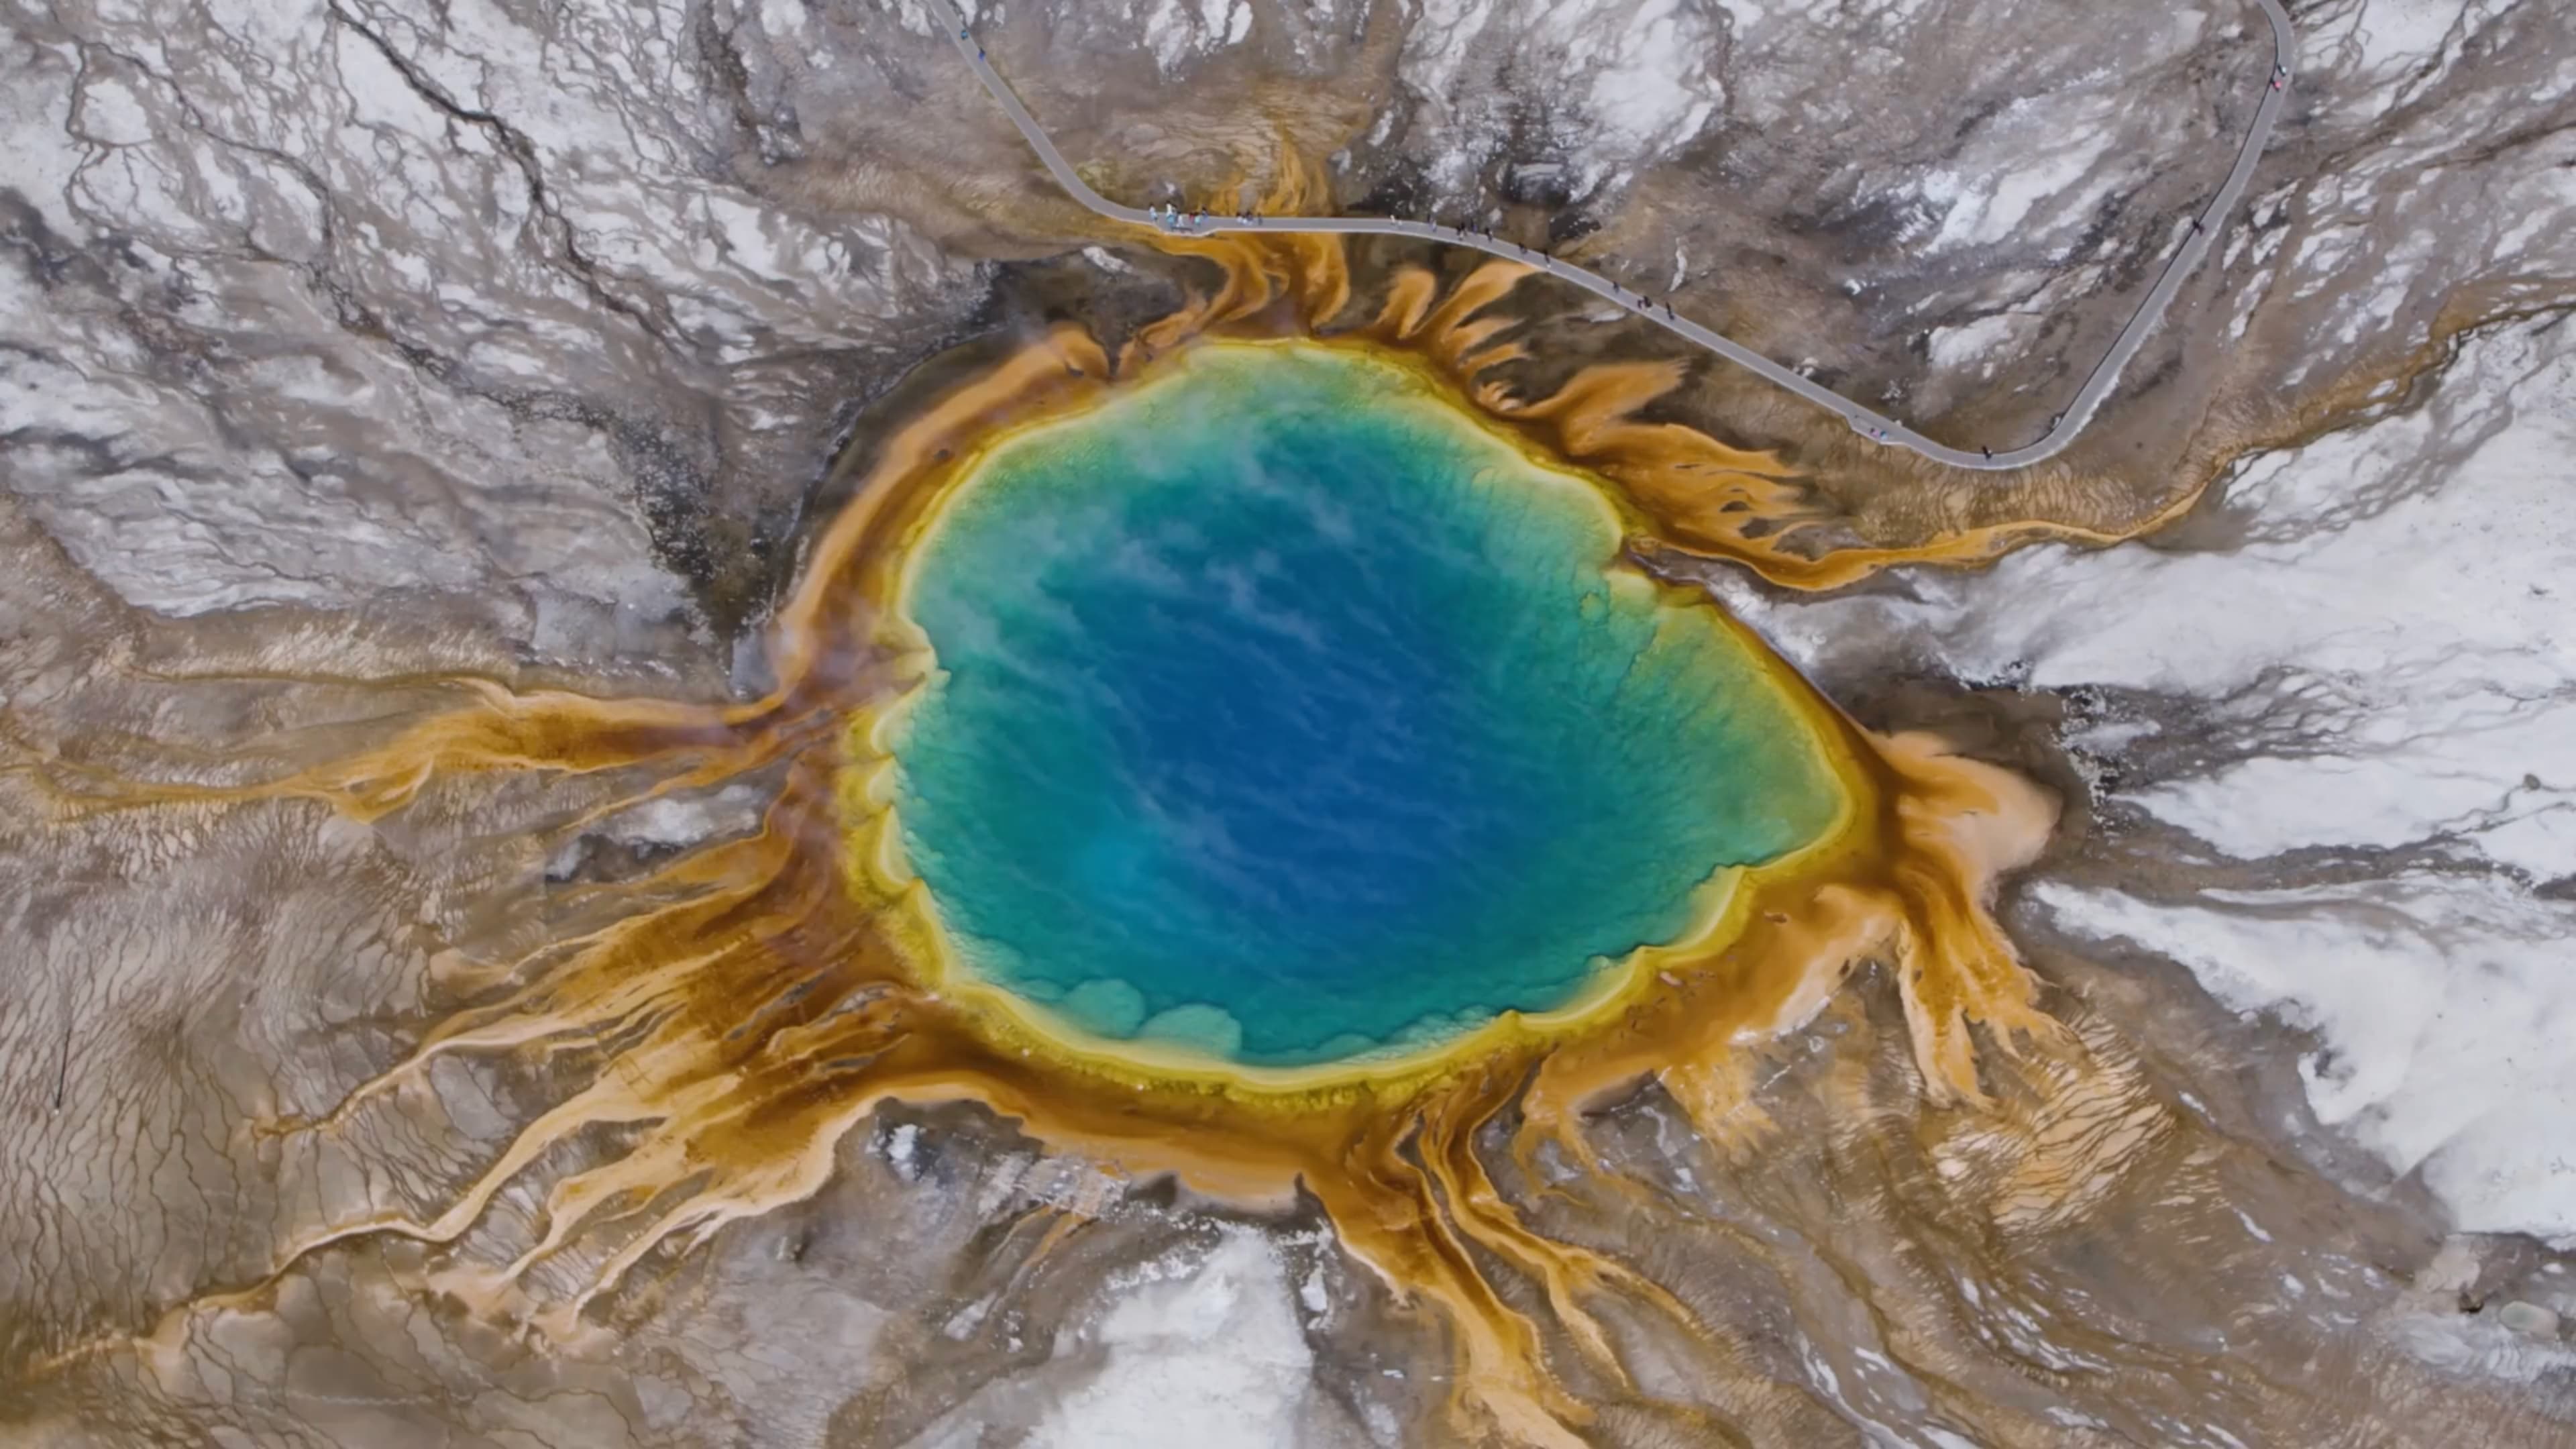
52 218 2118 1446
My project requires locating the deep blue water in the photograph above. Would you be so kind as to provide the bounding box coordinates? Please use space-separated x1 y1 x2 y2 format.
888 343 1842 1068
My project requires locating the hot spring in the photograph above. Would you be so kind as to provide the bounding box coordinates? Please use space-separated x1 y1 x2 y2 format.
867 340 1851 1076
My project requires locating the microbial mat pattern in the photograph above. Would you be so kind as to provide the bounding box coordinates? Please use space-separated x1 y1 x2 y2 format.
874 342 1845 1073
19 224 2071 1446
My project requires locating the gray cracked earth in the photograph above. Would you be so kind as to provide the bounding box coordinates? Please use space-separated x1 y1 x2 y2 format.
5 0 2576 1444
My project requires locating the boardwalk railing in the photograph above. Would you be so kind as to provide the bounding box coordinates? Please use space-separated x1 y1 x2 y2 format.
944 3 2297 471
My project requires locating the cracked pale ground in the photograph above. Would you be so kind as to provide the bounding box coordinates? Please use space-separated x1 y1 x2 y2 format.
5 0 2576 1445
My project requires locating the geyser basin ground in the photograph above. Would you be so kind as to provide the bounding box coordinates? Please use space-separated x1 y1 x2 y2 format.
865 341 1852 1078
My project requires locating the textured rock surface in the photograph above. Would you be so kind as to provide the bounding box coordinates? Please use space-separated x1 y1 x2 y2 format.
5 0 2576 1444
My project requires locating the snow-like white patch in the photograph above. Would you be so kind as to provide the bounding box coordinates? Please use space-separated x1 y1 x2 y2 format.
1399 0 1723 193
1568 0 1719 162
2038 876 2576 1237
1034 1232 1314 1448
886 0 943 36
1927 312 2025 371
1919 95 2125 250
0 44 87 240
1117 0 1255 72
597 784 772 851
1722 0 1935 30
1297 1264 1330 1315
2350 0 2465 75
885 1122 921 1179
1738 317 2576 879
2491 155 2576 265
1714 316 2576 1236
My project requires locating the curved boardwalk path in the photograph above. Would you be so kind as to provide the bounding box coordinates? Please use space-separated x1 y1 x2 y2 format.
945 2 2297 471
